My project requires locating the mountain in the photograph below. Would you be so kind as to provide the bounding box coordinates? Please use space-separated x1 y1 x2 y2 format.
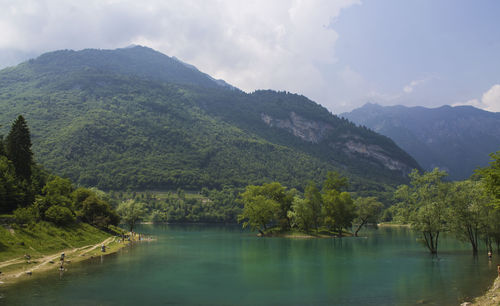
0 46 420 192
341 103 500 180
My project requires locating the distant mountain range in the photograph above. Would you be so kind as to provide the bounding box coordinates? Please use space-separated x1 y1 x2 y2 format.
342 103 500 180
0 46 419 192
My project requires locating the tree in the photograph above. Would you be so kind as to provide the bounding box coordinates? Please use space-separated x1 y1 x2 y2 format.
353 197 384 236
304 182 322 231
398 169 450 254
476 151 500 207
238 194 279 235
5 115 33 182
0 156 25 213
237 182 294 233
448 180 493 254
322 171 348 193
290 196 314 232
322 190 356 236
117 200 146 231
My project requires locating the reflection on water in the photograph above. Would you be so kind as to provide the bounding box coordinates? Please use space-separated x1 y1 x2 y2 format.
1 224 497 305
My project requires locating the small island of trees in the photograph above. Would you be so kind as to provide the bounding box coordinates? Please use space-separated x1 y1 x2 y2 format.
237 171 383 238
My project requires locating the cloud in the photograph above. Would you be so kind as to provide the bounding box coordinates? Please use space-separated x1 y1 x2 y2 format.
403 78 431 94
0 0 361 112
453 84 500 112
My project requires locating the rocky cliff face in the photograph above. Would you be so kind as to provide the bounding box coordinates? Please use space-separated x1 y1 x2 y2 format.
261 112 332 143
341 140 411 173
261 111 415 175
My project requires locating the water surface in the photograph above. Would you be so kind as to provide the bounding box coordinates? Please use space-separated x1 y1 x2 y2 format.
1 225 497 305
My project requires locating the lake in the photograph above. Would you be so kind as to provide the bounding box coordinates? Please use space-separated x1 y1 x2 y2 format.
1 224 497 305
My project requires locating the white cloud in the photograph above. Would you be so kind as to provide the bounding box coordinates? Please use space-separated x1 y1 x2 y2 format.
403 78 431 93
481 84 500 112
453 84 500 112
0 0 361 112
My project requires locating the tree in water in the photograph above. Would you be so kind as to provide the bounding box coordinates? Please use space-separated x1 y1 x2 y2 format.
6 115 33 182
321 172 355 237
353 197 383 236
398 169 450 254
448 180 492 254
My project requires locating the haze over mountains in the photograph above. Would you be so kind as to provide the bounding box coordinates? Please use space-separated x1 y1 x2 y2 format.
342 103 500 180
0 46 419 192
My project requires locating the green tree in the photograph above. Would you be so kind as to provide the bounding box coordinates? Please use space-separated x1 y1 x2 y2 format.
0 156 24 213
45 205 76 226
476 151 500 207
238 194 279 235
353 197 384 236
117 199 146 231
290 196 314 232
304 182 322 231
399 169 450 254
322 171 348 193
322 190 356 237
5 115 33 182
448 180 493 254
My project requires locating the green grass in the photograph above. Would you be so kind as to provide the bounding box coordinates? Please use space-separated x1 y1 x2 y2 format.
0 222 114 262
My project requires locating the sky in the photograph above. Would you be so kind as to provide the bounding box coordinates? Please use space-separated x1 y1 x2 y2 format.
0 0 499 113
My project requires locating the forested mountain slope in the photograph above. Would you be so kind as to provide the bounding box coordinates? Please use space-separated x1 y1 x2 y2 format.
342 103 500 180
0 46 420 191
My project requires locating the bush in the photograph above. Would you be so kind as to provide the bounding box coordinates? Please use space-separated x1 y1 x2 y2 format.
13 206 37 224
45 205 76 226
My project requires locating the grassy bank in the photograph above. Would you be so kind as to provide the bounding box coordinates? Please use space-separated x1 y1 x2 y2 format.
0 221 122 262
0 221 136 286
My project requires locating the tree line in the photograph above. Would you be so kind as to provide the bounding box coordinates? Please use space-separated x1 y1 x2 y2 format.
387 152 500 255
0 115 127 230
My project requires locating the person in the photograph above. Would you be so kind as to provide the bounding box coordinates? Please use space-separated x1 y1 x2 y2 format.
497 264 500 277
101 244 106 252
488 250 492 260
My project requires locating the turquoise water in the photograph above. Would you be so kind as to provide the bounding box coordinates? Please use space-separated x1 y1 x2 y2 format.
1 225 497 305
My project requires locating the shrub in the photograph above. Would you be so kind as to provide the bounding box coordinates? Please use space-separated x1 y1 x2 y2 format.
13 206 37 224
45 205 76 226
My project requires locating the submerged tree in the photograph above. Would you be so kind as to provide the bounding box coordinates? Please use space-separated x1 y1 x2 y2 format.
448 180 492 254
6 115 33 182
398 169 450 254
353 197 384 236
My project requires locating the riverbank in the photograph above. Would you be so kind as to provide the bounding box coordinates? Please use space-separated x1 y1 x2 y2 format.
0 222 150 287
469 276 500 306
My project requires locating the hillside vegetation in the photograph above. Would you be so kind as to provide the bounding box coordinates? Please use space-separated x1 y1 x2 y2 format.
0 46 420 194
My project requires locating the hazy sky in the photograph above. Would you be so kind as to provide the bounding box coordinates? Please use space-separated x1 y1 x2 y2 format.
1 0 499 113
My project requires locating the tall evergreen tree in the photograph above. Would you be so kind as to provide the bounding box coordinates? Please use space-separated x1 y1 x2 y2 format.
6 115 33 182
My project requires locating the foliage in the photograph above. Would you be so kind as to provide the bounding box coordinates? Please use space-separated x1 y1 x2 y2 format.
476 151 500 206
5 115 33 182
44 205 76 226
238 172 359 237
353 197 383 236
0 46 418 195
0 156 25 213
117 199 146 231
391 169 450 254
13 205 37 224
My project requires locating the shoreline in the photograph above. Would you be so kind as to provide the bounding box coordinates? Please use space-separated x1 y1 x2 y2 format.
469 276 500 306
0 233 152 287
